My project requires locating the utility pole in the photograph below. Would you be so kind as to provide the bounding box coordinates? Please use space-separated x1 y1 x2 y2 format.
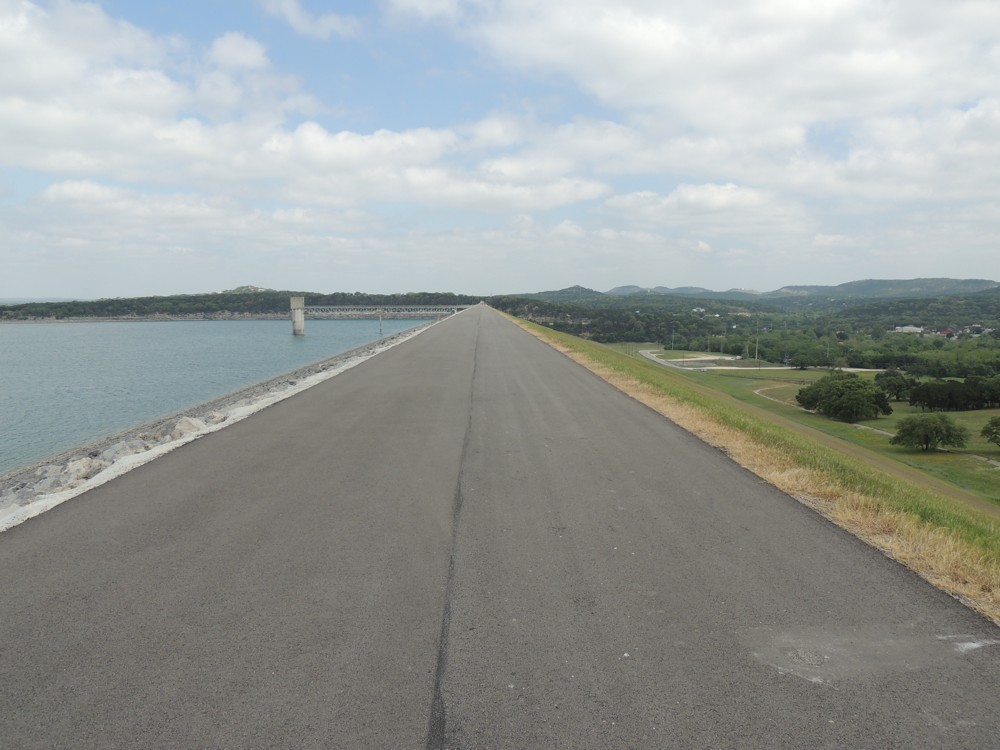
755 322 760 370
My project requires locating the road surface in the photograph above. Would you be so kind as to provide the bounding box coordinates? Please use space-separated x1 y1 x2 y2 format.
2 306 998 748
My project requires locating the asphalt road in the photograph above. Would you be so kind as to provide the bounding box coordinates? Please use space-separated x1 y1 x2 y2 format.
2 306 998 749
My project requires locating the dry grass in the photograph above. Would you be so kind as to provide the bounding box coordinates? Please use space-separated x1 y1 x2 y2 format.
513 317 1000 626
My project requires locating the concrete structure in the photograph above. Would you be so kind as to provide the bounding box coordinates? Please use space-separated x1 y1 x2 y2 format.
291 297 471 334
290 296 305 336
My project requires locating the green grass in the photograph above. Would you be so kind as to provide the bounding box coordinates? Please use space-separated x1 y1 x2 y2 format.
624 353 1000 507
605 342 665 355
656 348 723 358
519 320 1000 562
861 403 1000 453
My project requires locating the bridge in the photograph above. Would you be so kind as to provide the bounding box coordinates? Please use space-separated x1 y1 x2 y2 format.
290 296 472 334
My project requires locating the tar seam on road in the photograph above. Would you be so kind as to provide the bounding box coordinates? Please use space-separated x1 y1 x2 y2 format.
425 313 481 750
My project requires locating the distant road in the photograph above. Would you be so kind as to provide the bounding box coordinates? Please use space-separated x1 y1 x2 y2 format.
2 306 998 748
640 349 794 371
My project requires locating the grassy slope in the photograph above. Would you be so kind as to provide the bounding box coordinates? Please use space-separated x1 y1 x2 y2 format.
693 369 1000 505
511 317 1000 625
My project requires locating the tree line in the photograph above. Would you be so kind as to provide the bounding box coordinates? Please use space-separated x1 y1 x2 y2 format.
795 371 1000 453
909 376 1000 411
489 296 1000 378
0 291 483 320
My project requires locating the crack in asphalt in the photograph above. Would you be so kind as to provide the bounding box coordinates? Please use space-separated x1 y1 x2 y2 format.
425 312 481 750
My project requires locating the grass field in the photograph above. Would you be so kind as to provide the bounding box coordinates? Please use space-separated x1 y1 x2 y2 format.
511 318 1000 624
621 351 1000 506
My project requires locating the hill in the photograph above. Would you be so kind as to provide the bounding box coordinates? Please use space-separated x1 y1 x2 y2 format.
605 278 998 302
607 285 719 297
516 286 609 304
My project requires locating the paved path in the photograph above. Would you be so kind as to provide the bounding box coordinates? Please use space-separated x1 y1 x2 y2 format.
2 306 998 748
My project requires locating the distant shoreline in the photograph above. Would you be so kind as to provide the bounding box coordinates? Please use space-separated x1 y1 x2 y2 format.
0 314 288 324
0 313 439 324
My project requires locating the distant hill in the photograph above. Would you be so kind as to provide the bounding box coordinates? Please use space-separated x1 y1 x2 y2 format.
606 285 645 296
607 285 717 296
517 285 608 304
769 278 999 299
222 285 277 294
603 278 998 301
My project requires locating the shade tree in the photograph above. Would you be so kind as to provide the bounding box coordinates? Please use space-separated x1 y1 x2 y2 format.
890 413 969 451
796 372 893 422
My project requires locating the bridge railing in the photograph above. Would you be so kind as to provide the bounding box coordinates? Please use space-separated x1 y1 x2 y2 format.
304 305 468 315
290 297 472 334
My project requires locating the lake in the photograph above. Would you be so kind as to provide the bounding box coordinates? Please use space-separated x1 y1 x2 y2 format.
0 319 428 475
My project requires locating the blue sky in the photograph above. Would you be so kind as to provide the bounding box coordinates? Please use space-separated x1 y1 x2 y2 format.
2 0 999 298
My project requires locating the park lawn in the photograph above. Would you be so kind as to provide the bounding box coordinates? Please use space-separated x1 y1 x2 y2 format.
604 342 662 353
859 402 1000 454
646 363 1000 508
857 403 1000 501
893 451 1000 503
654 349 720 359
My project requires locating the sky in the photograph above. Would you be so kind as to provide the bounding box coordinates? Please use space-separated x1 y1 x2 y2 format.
2 0 999 298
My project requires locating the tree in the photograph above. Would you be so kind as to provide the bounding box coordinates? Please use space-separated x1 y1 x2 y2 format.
797 371 893 422
874 369 918 401
890 413 969 451
982 417 1000 449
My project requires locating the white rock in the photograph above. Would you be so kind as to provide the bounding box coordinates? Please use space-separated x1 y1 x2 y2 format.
66 457 109 482
34 464 64 480
99 439 150 463
170 416 206 441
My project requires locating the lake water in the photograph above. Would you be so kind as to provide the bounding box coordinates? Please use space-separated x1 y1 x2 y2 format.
0 319 428 475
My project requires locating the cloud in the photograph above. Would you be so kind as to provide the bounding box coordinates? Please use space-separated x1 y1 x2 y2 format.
208 32 270 70
411 2 1000 205
812 234 860 248
458 1 1000 129
259 0 361 39
3 0 1000 297
602 184 808 235
381 0 473 23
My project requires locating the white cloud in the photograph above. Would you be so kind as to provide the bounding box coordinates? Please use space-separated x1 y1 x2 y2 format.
42 180 126 204
603 183 806 233
208 32 270 70
3 0 1000 297
264 122 457 168
460 113 529 150
459 1 1000 129
259 0 361 39
418 1 1000 214
812 234 860 248
382 0 471 23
